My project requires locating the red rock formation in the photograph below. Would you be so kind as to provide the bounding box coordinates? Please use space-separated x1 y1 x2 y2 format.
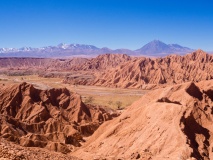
93 50 213 88
0 83 118 153
72 53 131 71
73 80 213 159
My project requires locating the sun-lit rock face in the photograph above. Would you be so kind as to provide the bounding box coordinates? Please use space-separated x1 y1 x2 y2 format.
73 80 213 160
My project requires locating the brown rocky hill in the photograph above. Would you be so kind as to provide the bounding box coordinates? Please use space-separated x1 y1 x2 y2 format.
0 83 118 154
73 80 213 160
72 53 132 71
61 54 132 85
93 50 213 88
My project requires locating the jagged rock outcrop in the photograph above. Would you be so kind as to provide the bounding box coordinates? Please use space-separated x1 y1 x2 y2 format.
73 80 213 159
0 83 118 153
93 50 213 88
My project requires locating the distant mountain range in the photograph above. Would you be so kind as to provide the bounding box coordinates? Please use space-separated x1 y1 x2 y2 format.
0 40 194 58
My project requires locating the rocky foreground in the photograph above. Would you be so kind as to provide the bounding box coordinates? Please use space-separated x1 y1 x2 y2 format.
0 80 213 159
0 138 79 160
0 83 118 158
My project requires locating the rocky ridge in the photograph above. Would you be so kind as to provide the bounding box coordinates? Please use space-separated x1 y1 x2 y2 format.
93 50 213 89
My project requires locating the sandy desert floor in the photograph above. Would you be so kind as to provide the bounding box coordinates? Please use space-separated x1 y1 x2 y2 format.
0 74 148 109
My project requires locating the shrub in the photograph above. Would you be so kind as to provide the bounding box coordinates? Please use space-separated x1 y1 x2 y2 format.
116 101 122 109
85 96 94 104
108 100 113 105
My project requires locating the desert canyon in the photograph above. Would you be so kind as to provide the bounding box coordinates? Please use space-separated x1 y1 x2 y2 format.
0 49 213 160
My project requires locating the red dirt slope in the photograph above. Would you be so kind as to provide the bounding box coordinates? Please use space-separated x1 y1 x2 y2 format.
73 80 213 160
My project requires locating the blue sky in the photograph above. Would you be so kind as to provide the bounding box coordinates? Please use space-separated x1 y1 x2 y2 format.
0 0 213 50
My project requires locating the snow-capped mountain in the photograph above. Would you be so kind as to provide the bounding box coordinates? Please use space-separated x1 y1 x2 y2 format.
0 41 194 58
0 48 18 52
56 43 99 50
0 43 134 57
